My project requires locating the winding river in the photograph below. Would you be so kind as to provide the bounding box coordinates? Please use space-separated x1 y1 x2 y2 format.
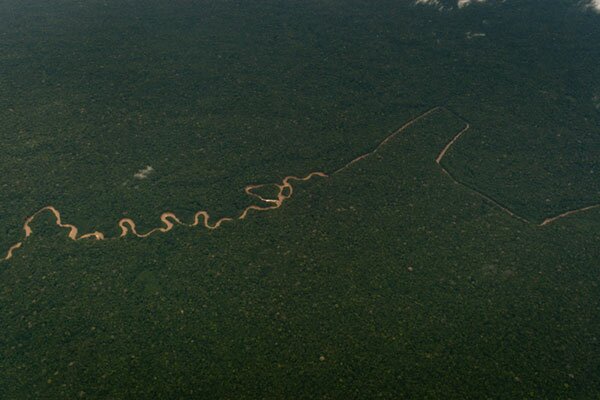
4 108 598 261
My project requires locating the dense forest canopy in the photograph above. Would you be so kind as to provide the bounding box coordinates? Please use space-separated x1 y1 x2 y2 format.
0 1 599 398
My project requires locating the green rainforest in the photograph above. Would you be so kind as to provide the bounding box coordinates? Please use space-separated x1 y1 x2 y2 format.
1 0 599 398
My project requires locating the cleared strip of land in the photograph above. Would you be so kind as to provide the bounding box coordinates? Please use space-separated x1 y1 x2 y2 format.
434 110 599 226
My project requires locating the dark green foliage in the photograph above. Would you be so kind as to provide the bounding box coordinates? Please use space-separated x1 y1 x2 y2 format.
1 0 599 398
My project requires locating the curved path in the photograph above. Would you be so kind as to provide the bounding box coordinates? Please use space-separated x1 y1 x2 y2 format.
4 107 599 261
4 173 328 261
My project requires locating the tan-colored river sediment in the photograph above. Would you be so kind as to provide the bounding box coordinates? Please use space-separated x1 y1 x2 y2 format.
4 108 598 261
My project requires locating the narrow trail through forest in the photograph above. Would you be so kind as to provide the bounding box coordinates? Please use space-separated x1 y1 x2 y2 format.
3 107 598 261
434 111 599 226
